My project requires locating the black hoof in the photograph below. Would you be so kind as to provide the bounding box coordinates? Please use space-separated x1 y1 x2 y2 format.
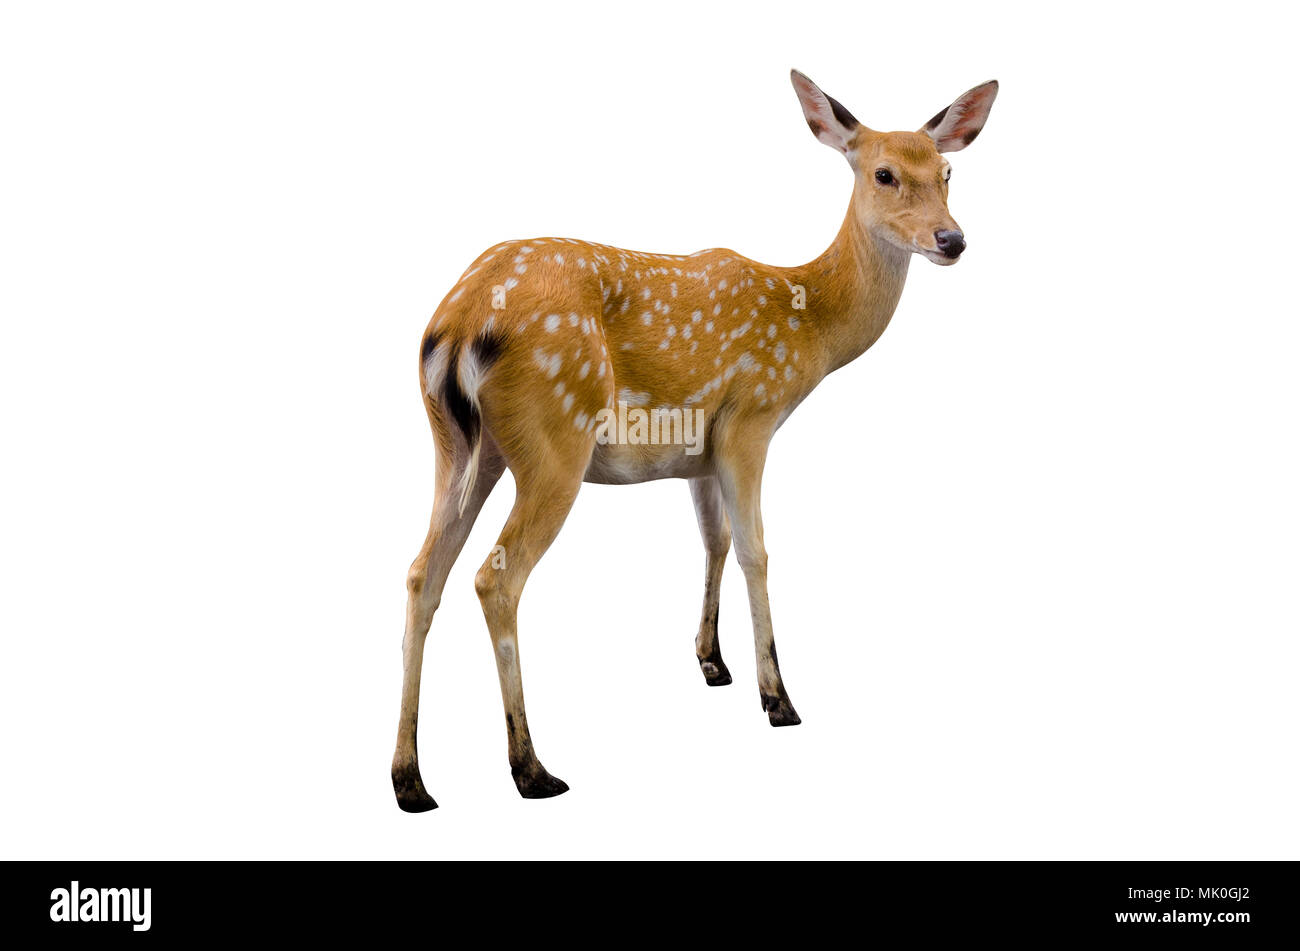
397 793 439 813
392 762 439 812
762 693 802 727
699 657 733 687
512 765 570 799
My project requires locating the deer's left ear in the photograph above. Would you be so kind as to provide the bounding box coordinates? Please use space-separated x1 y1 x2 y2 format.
920 80 999 152
790 69 861 155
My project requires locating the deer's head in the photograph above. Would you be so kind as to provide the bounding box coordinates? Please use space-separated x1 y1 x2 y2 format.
791 70 998 266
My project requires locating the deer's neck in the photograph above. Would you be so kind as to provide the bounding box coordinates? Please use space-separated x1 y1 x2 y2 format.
798 201 911 374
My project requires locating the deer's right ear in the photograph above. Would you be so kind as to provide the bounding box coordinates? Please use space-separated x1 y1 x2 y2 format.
790 69 860 155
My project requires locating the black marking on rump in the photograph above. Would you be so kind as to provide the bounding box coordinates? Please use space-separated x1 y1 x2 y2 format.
441 325 510 448
471 324 509 370
827 94 860 130
442 342 477 448
420 329 440 365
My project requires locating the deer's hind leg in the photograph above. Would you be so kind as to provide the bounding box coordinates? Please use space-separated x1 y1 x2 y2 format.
475 429 594 799
690 476 733 686
392 433 505 813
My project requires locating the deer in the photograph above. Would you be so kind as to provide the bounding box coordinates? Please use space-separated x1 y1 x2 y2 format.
392 70 999 810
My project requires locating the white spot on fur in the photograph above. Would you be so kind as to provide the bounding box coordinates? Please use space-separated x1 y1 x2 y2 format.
533 348 562 378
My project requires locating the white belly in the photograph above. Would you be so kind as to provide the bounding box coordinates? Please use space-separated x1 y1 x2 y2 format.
584 441 711 484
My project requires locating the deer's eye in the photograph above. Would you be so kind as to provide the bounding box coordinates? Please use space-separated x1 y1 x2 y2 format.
943 167 952 182
874 168 895 186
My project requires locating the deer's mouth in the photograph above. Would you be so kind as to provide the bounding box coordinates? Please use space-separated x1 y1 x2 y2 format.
918 246 961 266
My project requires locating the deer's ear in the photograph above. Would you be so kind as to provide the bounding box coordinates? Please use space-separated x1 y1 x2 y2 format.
920 80 998 153
790 69 860 155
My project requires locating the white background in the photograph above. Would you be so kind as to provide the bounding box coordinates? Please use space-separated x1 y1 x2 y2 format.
2 1 1297 859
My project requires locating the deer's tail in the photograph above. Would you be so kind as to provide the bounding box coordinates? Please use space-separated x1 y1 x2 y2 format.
420 321 508 515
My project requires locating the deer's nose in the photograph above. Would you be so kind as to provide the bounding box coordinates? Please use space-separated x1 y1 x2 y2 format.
935 229 965 258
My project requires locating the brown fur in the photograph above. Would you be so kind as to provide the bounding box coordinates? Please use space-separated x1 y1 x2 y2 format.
391 73 997 808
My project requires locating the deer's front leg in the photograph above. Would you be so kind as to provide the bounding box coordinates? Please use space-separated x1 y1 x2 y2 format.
714 434 801 727
689 476 732 686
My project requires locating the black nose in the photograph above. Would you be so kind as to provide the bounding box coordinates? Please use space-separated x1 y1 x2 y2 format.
935 229 965 258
